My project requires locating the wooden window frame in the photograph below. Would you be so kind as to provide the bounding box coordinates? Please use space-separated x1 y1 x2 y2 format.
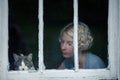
0 0 120 80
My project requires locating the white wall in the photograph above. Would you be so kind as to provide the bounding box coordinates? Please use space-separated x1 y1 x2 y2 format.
0 0 8 80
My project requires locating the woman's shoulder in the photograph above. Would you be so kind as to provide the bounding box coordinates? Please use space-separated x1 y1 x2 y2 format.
85 52 106 69
86 52 100 59
63 58 74 69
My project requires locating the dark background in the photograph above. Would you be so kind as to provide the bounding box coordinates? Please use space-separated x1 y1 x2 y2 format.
9 0 108 69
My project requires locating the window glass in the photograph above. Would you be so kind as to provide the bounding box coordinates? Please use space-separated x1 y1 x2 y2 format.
78 0 108 67
8 0 38 70
44 0 73 69
8 0 108 70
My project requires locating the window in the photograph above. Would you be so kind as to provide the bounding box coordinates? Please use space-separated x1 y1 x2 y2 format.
0 0 120 80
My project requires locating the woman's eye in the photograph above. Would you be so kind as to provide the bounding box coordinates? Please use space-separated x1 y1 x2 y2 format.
67 42 73 46
60 40 73 46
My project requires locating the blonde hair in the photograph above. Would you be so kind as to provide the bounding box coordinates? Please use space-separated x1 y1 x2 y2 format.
60 22 93 51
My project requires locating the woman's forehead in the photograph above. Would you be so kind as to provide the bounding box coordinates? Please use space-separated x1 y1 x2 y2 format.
61 32 73 41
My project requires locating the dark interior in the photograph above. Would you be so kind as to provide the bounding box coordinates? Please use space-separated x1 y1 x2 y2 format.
9 0 108 70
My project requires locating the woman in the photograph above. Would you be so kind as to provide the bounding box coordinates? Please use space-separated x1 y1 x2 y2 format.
58 22 105 69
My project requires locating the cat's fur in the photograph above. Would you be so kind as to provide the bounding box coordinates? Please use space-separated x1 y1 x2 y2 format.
13 53 35 70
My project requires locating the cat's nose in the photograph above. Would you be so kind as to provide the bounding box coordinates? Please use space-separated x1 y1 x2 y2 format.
22 68 25 70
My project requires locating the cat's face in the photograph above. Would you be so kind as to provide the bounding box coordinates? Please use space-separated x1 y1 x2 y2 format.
13 53 34 70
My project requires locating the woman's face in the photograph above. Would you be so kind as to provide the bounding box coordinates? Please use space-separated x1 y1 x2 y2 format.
60 32 74 58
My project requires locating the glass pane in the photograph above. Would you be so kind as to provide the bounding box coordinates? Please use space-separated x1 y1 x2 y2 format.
44 0 73 69
8 0 38 70
78 0 108 69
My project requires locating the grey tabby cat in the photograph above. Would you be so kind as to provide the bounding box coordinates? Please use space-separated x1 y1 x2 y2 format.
13 53 35 70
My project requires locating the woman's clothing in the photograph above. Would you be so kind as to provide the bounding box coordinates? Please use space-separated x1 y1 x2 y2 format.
63 52 106 69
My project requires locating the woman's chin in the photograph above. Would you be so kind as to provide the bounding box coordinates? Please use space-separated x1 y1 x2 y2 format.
63 54 71 58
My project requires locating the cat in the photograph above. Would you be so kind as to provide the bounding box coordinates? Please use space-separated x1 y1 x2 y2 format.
13 53 35 71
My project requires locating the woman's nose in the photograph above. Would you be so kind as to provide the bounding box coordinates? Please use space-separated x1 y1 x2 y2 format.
61 43 67 50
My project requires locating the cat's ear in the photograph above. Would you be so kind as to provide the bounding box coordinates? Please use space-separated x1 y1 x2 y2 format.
28 53 32 61
13 54 19 61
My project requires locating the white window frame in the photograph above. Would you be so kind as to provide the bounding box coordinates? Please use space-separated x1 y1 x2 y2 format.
0 0 120 80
